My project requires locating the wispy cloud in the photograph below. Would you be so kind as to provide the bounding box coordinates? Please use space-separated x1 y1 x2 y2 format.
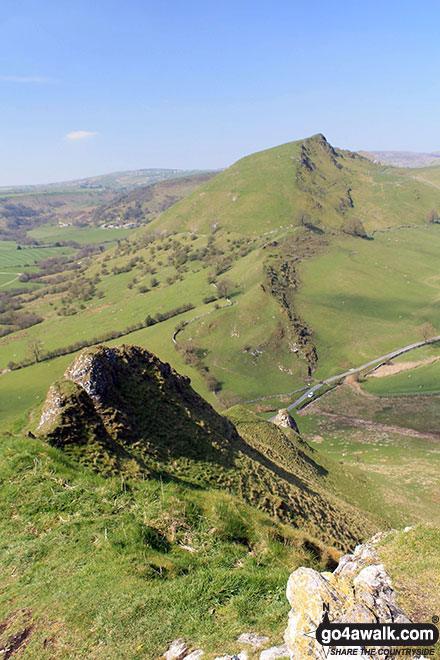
64 130 98 141
0 75 57 84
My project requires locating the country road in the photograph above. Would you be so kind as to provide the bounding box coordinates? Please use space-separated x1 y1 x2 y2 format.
0 272 22 288
268 335 440 421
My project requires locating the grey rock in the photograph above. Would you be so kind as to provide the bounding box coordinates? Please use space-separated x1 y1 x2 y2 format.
284 531 414 659
272 409 299 432
164 638 188 660
260 644 289 660
237 632 270 647
185 652 204 660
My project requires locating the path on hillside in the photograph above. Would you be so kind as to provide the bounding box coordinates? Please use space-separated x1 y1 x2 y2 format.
410 176 440 192
172 297 234 343
268 335 440 421
0 272 22 288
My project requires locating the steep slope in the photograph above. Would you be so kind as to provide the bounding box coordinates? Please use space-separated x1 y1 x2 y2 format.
149 133 440 235
36 344 380 549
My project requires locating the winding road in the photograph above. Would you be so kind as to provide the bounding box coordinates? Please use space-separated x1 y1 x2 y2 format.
268 335 440 421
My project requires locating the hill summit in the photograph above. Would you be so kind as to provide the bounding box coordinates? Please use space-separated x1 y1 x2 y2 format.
37 344 379 548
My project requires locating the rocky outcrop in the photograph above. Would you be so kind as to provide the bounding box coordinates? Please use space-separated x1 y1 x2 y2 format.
272 409 299 432
262 259 318 370
36 344 376 548
164 637 288 660
284 531 413 659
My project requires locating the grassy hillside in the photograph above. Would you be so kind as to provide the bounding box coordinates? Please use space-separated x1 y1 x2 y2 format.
3 134 440 413
32 345 379 549
0 170 216 243
297 383 440 528
0 430 332 659
0 342 387 659
150 133 440 235
378 526 440 637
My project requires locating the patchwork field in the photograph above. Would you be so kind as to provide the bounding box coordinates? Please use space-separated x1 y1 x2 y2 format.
0 241 74 268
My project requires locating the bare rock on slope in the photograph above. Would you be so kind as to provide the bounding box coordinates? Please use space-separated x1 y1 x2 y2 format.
284 532 411 659
272 409 299 433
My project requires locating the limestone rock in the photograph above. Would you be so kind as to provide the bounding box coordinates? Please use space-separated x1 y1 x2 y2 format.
284 531 411 659
185 651 204 660
260 644 289 659
272 409 299 432
164 638 189 660
237 632 269 647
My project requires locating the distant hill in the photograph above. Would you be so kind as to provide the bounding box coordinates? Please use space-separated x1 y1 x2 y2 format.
90 172 217 227
360 149 440 168
150 133 440 235
0 167 217 195
0 170 217 242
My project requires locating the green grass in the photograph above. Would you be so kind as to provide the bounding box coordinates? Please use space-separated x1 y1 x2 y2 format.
4 135 440 414
295 226 440 379
378 526 440 659
0 432 323 659
0 241 74 268
28 224 136 244
364 359 440 396
297 385 440 527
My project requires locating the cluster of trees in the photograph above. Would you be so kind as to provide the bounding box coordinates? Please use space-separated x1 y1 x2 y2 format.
7 300 197 371
0 310 43 338
426 209 439 223
0 290 43 338
176 340 221 392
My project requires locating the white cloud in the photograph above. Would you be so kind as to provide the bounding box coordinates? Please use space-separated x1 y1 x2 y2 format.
64 130 98 141
0 75 57 83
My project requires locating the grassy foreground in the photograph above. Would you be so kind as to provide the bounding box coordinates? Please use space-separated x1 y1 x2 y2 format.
0 431 333 659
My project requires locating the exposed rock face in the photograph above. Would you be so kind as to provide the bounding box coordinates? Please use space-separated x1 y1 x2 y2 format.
272 409 299 432
284 532 411 659
164 639 189 660
37 344 240 476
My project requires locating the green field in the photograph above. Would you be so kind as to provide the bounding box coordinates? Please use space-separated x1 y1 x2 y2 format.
296 225 440 378
2 134 440 659
363 359 440 396
29 224 136 244
0 241 74 268
298 386 440 528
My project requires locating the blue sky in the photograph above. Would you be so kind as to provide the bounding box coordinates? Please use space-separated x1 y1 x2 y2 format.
1 0 439 185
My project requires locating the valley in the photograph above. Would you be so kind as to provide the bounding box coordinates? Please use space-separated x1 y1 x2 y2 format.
1 134 440 658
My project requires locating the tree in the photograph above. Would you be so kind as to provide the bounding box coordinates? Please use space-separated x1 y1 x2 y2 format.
216 279 232 298
295 209 311 226
342 217 367 238
426 209 439 223
420 321 436 341
26 339 44 364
